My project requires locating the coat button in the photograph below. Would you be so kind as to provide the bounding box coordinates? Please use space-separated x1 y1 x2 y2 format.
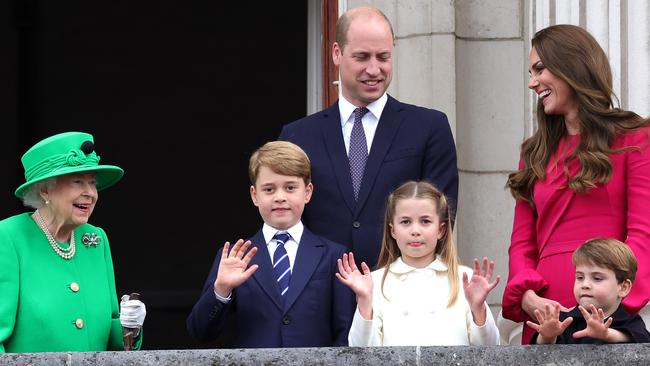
70 282 80 292
75 319 84 329
352 221 361 229
282 316 291 325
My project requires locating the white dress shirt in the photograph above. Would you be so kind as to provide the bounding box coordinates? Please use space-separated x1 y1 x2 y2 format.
262 221 303 270
339 93 388 154
348 257 500 346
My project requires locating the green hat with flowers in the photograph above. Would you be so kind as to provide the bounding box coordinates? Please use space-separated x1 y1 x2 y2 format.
15 132 124 198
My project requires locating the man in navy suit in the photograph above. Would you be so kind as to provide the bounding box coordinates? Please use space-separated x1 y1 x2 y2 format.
187 141 354 347
279 6 458 269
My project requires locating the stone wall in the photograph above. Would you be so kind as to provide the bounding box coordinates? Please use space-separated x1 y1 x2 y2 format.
2 345 650 365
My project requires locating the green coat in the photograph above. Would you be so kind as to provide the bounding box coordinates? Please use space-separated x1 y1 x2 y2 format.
0 213 139 352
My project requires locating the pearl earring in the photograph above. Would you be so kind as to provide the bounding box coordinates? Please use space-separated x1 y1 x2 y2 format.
45 199 50 205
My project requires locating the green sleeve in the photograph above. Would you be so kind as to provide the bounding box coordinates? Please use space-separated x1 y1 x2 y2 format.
99 227 125 351
0 226 19 353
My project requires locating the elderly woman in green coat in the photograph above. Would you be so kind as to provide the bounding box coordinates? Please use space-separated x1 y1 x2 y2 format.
0 132 146 353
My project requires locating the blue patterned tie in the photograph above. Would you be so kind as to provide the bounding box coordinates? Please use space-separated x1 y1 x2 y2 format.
272 232 291 297
349 107 370 200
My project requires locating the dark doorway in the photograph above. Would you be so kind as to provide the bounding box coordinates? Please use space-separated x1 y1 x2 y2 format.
2 1 308 349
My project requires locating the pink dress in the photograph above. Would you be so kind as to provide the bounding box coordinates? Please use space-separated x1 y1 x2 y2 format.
502 127 650 344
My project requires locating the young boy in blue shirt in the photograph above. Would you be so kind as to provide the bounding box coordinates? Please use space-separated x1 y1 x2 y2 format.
529 238 650 344
187 141 355 347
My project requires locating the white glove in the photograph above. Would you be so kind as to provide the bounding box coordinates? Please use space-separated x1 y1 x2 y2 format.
120 294 146 328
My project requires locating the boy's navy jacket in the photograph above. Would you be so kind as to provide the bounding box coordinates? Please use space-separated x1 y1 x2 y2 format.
186 227 355 347
532 304 650 344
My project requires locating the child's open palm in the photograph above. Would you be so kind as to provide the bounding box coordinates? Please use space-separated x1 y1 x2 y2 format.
462 257 500 326
336 252 374 320
462 257 500 309
526 303 573 343
213 239 259 297
573 304 614 340
336 252 372 298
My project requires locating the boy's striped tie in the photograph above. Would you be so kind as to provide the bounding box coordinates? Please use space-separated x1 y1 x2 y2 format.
272 232 291 298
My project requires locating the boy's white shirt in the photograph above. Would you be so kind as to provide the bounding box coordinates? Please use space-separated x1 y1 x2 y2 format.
348 257 500 346
262 221 304 269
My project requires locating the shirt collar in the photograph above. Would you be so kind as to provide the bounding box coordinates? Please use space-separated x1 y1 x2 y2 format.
388 256 448 274
262 221 304 245
338 93 388 128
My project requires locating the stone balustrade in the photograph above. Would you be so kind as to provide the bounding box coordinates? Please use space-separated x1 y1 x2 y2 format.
2 344 649 365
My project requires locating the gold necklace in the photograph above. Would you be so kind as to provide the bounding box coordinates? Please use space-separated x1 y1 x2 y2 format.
34 210 75 260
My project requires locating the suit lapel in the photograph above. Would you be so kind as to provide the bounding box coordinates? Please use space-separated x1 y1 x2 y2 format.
283 228 325 311
355 96 404 214
249 231 284 311
321 103 357 213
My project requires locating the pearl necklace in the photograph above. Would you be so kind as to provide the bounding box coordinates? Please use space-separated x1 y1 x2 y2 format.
34 210 75 260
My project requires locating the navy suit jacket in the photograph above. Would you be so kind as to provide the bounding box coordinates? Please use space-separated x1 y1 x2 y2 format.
186 227 355 348
279 95 458 268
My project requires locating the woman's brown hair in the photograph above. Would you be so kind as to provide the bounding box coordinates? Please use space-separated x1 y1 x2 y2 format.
508 24 647 203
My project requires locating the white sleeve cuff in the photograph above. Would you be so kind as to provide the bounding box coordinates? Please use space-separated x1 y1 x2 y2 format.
348 306 379 346
214 290 232 303
469 303 500 345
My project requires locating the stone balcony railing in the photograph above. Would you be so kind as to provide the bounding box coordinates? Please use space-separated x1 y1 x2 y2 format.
1 344 649 365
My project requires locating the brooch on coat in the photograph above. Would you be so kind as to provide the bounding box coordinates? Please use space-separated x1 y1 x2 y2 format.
82 232 102 248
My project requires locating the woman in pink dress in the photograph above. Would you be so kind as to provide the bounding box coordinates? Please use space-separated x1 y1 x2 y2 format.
502 24 650 344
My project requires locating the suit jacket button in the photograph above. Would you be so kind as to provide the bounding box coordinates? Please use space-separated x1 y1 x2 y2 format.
282 316 291 325
75 319 84 329
70 282 80 292
352 221 361 229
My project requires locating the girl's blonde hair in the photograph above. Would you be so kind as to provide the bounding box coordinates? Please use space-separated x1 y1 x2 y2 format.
376 181 460 307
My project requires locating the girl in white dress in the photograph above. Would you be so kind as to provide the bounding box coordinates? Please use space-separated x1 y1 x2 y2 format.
337 181 500 346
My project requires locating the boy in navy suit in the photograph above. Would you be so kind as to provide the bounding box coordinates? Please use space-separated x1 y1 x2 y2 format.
187 141 355 347
529 238 650 344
